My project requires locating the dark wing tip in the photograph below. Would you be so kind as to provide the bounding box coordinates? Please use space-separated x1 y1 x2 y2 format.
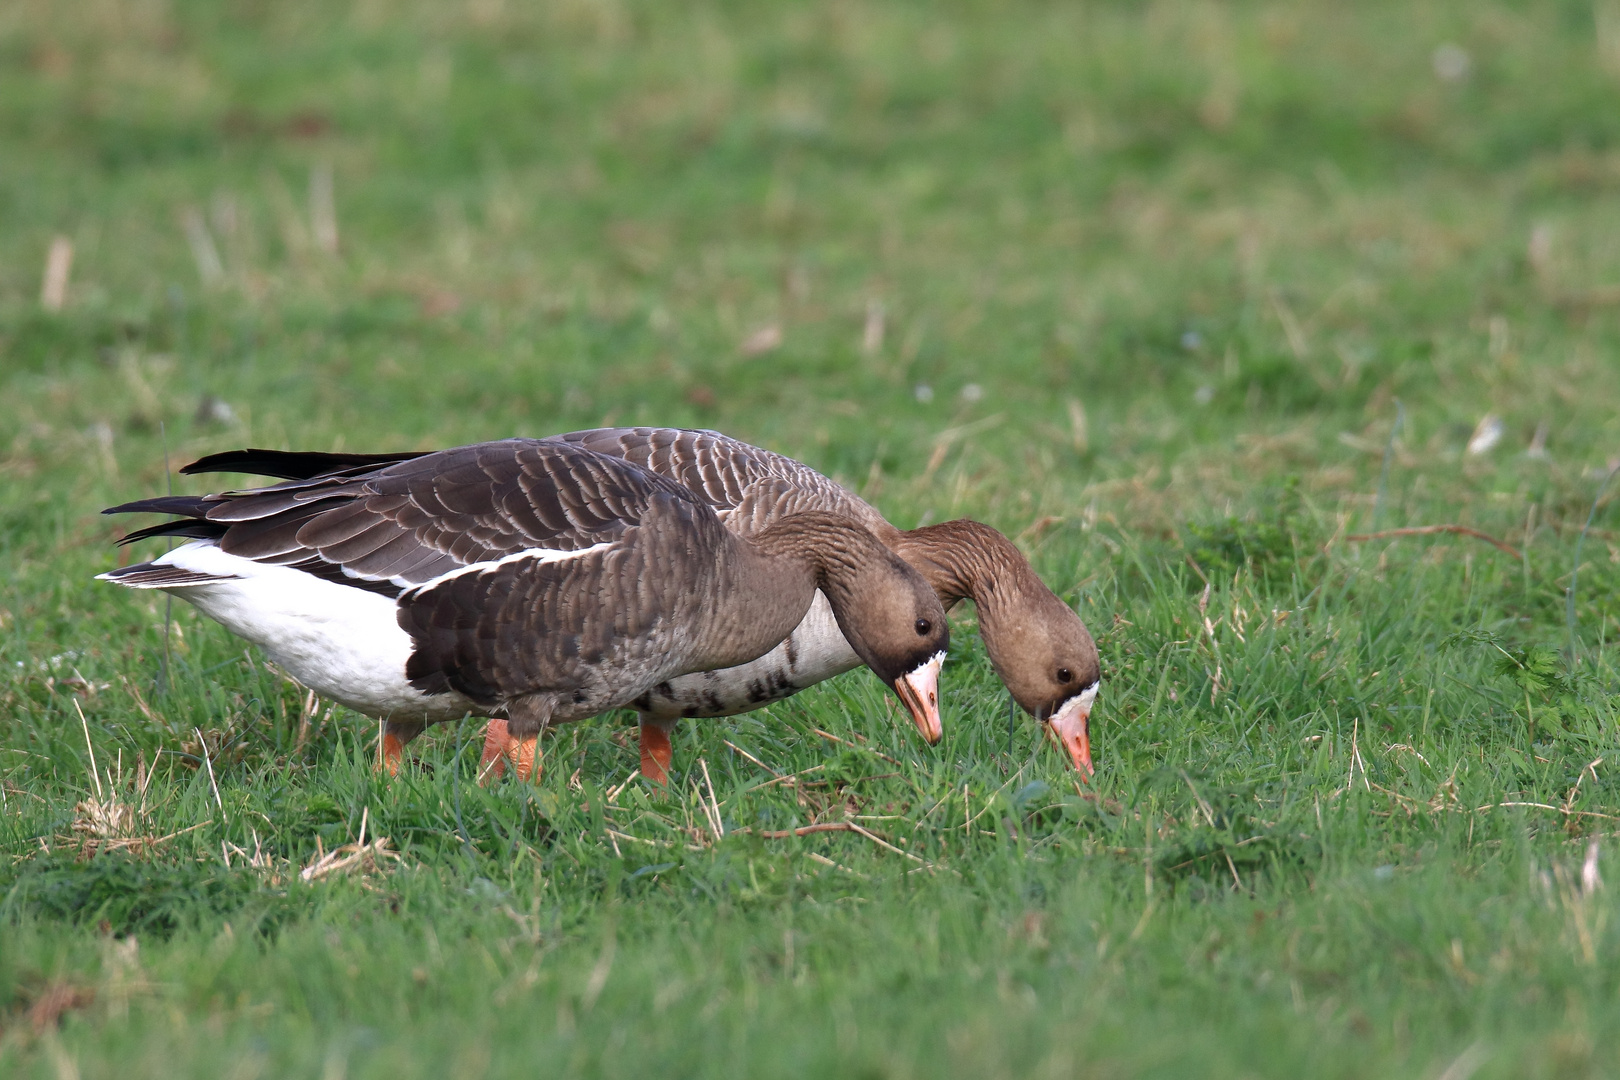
182 448 428 481
103 495 211 518
115 519 227 546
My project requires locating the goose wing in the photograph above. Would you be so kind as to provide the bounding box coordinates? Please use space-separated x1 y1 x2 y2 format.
106 439 728 708
398 487 718 706
106 439 695 592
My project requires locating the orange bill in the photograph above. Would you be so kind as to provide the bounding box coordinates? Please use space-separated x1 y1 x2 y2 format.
892 651 945 745
1048 683 1098 778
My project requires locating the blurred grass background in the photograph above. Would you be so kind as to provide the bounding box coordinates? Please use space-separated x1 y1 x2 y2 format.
6 1 1620 1077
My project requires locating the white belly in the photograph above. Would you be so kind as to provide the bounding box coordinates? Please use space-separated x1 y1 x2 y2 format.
109 542 479 723
636 591 861 721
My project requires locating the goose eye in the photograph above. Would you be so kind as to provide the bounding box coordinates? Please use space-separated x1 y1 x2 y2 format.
915 618 932 637
1056 667 1073 683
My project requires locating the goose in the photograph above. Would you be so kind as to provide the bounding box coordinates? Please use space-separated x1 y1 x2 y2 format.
98 439 950 782
546 428 1100 778
195 429 1101 780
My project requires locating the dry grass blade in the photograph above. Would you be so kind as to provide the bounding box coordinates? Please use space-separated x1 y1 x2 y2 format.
223 829 286 880
723 739 782 777
743 820 927 865
71 796 135 844
603 828 671 848
862 300 885 355
67 700 182 856
1434 1041 1489 1080
741 763 825 794
1343 525 1521 560
40 235 73 311
751 821 865 839
811 728 900 766
72 699 102 800
194 727 224 820
116 675 165 726
300 810 400 882
1347 718 1370 793
806 851 867 878
602 828 705 852
846 822 926 864
179 206 225 286
299 836 399 882
604 769 640 804
83 819 213 858
739 323 782 357
1474 802 1620 821
698 757 725 838
310 161 339 254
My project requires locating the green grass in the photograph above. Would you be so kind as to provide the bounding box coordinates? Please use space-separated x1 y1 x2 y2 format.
5 0 1620 1075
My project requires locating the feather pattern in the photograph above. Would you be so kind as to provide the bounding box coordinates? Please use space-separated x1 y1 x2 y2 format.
546 427 895 541
101 438 950 742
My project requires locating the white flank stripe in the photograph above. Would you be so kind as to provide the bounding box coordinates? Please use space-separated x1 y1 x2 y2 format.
403 541 614 595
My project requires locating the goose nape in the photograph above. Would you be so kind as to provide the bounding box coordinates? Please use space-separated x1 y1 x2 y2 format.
97 438 950 786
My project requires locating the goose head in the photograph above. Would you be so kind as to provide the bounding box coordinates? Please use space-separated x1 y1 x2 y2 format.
979 584 1101 776
822 546 952 745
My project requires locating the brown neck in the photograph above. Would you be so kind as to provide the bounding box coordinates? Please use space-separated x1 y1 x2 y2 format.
686 511 901 673
684 517 829 674
891 519 1037 609
749 511 894 599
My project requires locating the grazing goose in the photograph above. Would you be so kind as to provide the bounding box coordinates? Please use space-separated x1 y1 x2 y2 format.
546 427 1101 778
155 428 1099 781
98 439 950 782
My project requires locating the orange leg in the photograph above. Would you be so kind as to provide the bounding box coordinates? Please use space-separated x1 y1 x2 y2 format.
478 719 543 784
380 720 424 776
510 733 540 783
479 719 512 784
639 722 674 786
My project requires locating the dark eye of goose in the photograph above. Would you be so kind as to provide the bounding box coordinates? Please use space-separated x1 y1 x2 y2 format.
1056 667 1073 684
915 618 932 637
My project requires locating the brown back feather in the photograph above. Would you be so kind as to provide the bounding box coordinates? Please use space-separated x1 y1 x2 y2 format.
548 428 896 540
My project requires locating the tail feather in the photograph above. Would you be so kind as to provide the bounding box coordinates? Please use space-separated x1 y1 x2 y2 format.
103 494 212 518
102 494 225 546
97 562 235 588
115 519 228 546
182 448 426 481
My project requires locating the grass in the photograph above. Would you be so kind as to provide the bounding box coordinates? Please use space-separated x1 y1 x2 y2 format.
4 0 1620 1075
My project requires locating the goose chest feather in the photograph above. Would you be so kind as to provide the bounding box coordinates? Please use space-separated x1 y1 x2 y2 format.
100 439 950 780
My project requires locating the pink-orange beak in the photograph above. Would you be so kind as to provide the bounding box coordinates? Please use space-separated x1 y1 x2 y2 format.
1048 684 1098 778
892 652 945 745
